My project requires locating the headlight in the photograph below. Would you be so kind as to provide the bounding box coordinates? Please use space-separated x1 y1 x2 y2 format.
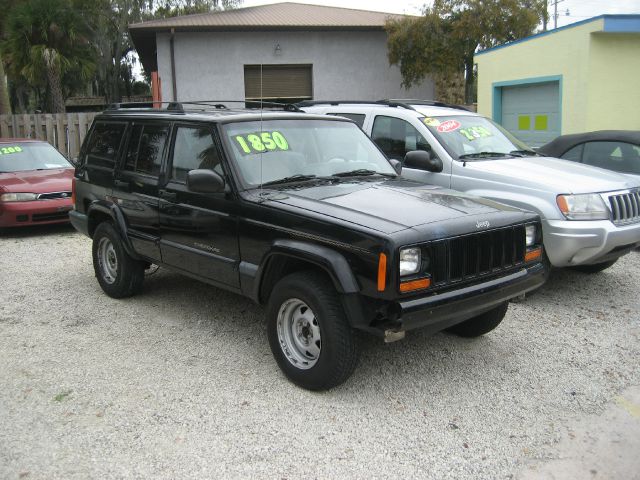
525 224 537 246
557 194 609 220
399 247 421 276
0 192 38 202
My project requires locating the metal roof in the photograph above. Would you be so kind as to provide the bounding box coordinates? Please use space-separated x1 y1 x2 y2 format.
129 2 404 31
130 2 407 73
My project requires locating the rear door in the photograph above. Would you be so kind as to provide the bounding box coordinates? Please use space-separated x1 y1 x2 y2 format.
158 123 240 288
114 121 169 261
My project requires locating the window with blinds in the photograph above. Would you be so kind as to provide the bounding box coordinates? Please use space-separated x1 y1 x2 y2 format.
244 64 313 103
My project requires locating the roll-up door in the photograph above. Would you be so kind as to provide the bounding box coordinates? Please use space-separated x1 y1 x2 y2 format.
244 64 312 102
500 81 560 148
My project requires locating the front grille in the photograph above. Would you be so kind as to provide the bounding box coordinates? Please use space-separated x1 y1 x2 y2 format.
427 225 526 286
37 191 72 200
32 211 69 222
608 191 640 225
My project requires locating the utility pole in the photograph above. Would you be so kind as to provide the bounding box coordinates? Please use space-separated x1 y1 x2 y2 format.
551 0 565 29
543 0 548 31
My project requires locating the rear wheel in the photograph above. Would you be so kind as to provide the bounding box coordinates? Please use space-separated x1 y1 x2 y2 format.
92 222 145 298
266 271 359 390
446 302 509 338
570 259 617 274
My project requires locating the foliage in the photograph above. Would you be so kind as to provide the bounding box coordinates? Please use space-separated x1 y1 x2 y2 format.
2 0 95 112
386 0 547 103
0 0 242 112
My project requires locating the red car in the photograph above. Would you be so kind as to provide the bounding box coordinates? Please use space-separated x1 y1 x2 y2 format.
0 139 74 228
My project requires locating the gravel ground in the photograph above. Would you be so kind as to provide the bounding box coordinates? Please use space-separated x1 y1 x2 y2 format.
1 225 639 480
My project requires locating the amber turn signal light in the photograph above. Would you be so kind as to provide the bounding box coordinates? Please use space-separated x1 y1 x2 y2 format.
399 278 431 293
525 247 542 262
377 253 387 292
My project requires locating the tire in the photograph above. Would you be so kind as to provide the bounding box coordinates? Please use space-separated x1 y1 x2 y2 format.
266 270 359 391
92 222 145 298
446 302 509 338
570 259 617 274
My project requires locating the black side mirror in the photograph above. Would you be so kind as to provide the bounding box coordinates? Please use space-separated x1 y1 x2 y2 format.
389 159 402 175
404 150 443 173
187 169 225 193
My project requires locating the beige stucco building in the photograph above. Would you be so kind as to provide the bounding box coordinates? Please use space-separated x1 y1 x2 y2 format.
474 15 640 147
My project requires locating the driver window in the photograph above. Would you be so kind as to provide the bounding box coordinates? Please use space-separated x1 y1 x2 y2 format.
371 115 432 160
171 126 221 183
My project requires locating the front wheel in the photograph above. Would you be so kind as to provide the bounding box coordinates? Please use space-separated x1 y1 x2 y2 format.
446 302 509 338
570 259 617 274
266 271 359 390
92 222 145 298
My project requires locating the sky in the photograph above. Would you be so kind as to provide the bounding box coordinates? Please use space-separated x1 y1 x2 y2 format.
241 0 640 28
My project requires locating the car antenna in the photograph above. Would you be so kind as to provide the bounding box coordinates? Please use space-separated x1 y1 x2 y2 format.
259 63 264 199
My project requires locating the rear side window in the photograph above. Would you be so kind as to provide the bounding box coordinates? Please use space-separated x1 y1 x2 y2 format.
561 144 584 162
86 122 126 169
371 115 432 160
327 113 366 128
582 141 640 174
123 124 168 176
170 126 221 182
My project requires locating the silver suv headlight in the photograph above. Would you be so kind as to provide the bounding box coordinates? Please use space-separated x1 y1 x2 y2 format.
556 194 609 221
399 247 421 276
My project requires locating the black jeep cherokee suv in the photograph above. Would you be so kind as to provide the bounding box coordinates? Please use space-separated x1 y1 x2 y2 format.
70 102 546 390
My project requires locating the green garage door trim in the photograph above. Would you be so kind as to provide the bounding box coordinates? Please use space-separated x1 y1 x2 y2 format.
492 75 563 141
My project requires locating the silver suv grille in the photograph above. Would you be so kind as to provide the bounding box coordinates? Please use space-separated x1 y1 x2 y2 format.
608 191 640 225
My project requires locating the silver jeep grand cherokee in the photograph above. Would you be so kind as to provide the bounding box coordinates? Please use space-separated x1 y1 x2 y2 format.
301 100 640 272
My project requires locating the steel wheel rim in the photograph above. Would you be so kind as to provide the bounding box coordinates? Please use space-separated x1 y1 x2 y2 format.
276 298 321 369
97 237 118 284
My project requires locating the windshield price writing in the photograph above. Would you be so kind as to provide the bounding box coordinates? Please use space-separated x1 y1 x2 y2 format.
234 131 289 155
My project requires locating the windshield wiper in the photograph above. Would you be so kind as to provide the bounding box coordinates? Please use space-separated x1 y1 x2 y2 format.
509 149 539 157
332 169 395 178
458 152 513 160
261 174 319 187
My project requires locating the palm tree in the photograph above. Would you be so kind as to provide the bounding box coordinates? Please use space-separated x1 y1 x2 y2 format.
2 0 95 112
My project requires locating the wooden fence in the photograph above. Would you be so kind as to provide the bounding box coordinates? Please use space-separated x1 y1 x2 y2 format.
0 112 97 160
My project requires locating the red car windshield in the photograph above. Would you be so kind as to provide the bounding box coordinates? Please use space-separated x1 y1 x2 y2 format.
0 143 71 173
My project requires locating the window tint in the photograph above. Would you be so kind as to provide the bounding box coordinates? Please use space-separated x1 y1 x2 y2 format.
171 126 220 182
86 122 126 168
123 124 168 176
583 141 640 174
371 116 432 160
327 113 366 128
561 144 583 162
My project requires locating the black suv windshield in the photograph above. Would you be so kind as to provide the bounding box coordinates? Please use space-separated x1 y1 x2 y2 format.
0 142 71 172
222 119 396 187
420 115 536 160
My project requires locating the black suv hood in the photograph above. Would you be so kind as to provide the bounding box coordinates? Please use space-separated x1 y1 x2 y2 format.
260 178 521 234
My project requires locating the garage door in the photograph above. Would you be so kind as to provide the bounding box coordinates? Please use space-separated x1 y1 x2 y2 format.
500 81 560 148
244 64 312 103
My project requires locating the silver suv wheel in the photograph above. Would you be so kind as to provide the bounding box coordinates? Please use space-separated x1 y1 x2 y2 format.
97 237 118 284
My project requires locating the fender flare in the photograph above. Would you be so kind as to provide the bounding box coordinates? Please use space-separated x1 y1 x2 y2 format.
87 200 142 260
254 239 360 302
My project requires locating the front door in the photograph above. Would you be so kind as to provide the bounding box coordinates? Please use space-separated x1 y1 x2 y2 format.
158 124 240 288
370 115 451 188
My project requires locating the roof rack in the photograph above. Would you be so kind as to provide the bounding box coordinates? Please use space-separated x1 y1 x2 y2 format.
105 100 303 113
296 99 469 112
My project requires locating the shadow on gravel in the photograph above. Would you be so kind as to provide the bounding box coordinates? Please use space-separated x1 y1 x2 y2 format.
0 223 76 238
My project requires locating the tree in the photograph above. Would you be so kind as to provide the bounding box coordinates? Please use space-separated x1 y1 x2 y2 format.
386 0 547 104
2 0 95 112
76 0 242 104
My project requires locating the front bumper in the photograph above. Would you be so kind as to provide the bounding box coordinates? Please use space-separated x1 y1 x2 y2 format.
69 210 90 237
0 198 73 227
543 218 640 267
381 263 546 336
